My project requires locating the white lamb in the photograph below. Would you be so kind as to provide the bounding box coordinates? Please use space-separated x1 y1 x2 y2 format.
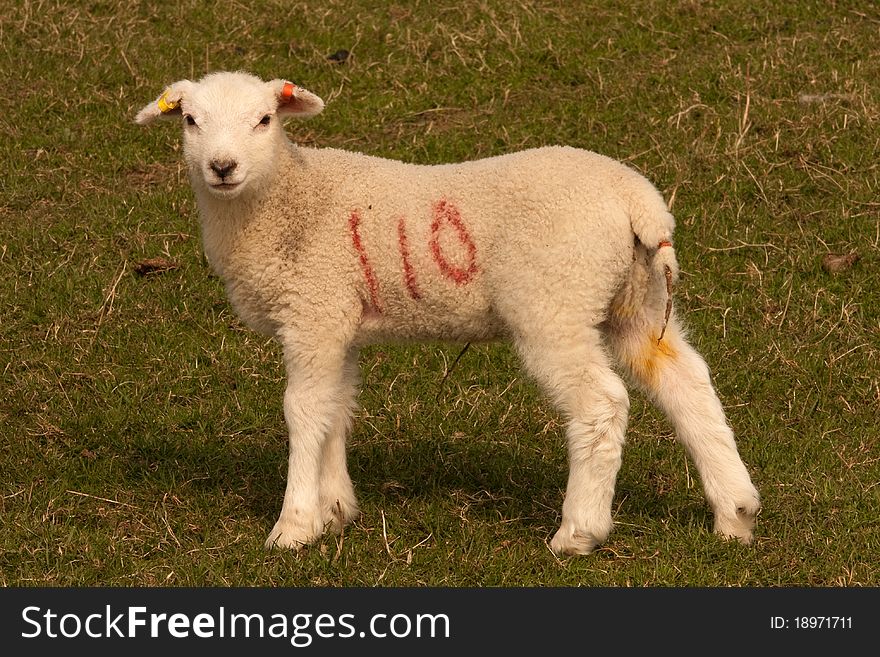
135 71 760 555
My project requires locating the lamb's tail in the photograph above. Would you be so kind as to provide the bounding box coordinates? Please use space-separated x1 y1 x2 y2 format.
650 239 678 341
629 190 679 287
610 191 680 341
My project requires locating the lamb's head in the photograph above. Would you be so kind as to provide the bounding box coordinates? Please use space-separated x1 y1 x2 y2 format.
136 71 324 200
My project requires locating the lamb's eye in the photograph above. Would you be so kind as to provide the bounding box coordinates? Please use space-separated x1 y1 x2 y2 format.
184 114 197 127
258 114 271 127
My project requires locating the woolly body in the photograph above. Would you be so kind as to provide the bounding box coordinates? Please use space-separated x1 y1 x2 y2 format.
200 144 671 347
137 72 759 555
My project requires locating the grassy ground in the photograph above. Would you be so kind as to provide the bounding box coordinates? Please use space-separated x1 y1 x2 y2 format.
1 0 877 586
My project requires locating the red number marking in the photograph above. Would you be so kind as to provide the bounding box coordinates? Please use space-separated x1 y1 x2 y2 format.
397 216 422 300
429 199 478 285
349 210 382 312
350 200 476 310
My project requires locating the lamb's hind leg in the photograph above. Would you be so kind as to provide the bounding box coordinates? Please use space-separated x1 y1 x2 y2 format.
515 328 630 556
607 311 760 544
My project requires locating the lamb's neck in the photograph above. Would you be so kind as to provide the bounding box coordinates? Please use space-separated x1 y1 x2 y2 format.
194 144 320 280
196 190 259 280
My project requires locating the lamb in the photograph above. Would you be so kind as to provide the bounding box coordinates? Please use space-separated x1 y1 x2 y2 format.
135 71 760 555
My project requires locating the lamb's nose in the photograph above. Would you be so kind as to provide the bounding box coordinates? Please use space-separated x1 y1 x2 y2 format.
210 160 237 179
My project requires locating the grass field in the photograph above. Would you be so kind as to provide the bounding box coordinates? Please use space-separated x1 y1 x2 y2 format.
1 0 877 587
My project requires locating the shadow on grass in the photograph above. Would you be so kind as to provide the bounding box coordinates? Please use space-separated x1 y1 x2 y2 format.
114 416 717 542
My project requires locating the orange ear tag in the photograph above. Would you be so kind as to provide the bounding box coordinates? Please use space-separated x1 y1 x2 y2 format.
157 91 178 114
281 81 296 101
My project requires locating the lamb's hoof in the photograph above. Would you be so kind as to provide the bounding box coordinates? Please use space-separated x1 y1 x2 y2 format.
550 524 608 556
322 496 360 534
714 494 761 545
264 516 323 551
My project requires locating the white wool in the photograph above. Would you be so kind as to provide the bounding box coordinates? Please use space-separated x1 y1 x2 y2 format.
137 71 759 554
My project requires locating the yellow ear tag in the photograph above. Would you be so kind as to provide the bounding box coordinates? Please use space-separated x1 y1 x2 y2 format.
157 91 178 114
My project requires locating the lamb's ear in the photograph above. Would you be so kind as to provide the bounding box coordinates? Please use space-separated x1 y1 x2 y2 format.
135 80 194 125
270 80 325 118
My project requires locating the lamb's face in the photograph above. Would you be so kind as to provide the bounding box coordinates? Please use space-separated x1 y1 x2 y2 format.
136 72 325 201
181 75 282 199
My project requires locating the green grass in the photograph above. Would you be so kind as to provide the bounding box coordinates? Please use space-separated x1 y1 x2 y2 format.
1 0 877 586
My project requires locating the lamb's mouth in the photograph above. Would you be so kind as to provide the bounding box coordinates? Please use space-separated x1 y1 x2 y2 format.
210 181 241 191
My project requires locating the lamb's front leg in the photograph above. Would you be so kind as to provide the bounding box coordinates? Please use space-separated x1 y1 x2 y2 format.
265 348 353 550
318 349 361 533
